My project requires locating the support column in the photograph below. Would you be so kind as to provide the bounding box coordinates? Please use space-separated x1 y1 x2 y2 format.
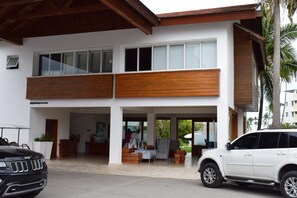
147 113 156 146
217 104 229 149
109 106 123 165
170 116 177 140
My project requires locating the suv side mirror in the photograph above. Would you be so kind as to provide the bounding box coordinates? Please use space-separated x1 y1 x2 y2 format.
226 142 231 150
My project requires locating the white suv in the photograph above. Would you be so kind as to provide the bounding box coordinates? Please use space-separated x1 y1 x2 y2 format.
197 129 297 198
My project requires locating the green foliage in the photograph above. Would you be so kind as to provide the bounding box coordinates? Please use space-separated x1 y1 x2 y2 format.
34 133 53 142
178 120 192 145
155 120 170 138
281 123 297 129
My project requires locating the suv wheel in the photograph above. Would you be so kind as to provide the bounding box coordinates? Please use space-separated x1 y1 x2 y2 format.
281 171 297 198
200 163 223 188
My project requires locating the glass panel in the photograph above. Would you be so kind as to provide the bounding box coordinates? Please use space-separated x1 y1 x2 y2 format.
102 50 113 73
278 133 288 148
143 122 147 144
153 46 167 70
125 48 137 72
127 121 142 148
62 52 74 75
289 132 297 148
258 133 279 149
75 51 88 74
232 133 259 150
89 50 101 73
201 41 217 68
208 121 217 148
156 120 170 138
49 53 61 75
185 43 200 69
169 44 184 70
39 54 49 76
193 122 207 146
139 47 152 71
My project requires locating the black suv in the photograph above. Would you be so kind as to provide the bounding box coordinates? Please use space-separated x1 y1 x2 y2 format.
0 138 47 197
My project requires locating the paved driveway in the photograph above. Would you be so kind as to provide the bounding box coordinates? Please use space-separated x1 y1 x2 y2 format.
33 170 281 198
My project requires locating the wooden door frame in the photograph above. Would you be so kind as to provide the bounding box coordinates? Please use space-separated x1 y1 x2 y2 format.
45 119 58 159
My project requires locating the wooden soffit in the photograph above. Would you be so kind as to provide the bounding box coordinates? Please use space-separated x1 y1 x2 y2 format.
0 0 159 45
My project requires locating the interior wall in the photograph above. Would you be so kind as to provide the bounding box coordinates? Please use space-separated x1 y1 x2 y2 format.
29 108 72 157
70 113 110 153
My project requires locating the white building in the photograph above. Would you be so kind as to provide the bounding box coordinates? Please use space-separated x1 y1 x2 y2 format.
283 88 297 126
0 0 264 164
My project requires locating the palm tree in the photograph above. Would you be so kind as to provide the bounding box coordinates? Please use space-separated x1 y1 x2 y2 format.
257 4 297 130
269 0 296 128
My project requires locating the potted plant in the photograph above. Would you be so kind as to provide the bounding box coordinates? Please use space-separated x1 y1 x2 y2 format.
33 134 53 160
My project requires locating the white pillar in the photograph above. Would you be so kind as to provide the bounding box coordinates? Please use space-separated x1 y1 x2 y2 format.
170 116 177 140
217 103 229 149
147 113 156 146
109 106 123 165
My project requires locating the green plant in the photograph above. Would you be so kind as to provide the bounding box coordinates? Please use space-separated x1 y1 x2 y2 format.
34 134 53 142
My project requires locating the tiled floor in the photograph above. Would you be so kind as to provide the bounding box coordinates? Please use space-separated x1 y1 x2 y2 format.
47 153 199 180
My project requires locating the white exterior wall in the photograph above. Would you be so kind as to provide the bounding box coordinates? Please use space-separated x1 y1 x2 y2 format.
0 21 238 160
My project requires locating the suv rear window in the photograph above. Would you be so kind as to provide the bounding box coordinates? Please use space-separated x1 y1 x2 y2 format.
288 132 297 148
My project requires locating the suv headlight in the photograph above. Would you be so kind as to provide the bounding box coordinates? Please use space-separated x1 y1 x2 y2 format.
0 162 6 168
41 156 46 163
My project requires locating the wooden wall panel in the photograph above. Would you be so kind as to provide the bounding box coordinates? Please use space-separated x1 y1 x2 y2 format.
234 24 256 110
115 70 220 98
26 74 113 100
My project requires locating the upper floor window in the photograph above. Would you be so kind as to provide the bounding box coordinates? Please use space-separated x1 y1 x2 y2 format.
125 41 217 72
39 49 112 76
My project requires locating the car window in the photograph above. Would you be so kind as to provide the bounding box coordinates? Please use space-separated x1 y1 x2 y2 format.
258 132 279 149
232 133 259 150
278 133 288 148
288 132 297 148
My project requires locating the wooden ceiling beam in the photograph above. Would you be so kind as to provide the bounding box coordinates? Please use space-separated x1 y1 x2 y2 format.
0 0 44 7
9 3 108 21
63 0 74 8
0 34 23 45
100 0 153 35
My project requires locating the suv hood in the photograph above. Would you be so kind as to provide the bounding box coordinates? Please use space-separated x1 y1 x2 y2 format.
0 146 42 159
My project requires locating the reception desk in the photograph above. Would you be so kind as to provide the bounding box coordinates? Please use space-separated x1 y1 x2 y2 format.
85 142 109 155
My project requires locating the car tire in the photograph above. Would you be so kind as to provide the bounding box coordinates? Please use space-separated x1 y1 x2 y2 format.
281 171 297 198
19 190 41 198
200 163 223 188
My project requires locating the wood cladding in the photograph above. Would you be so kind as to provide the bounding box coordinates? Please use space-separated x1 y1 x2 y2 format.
26 74 113 100
234 24 257 111
115 70 220 98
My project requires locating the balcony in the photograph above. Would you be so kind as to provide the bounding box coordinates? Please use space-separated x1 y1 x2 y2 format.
26 74 113 100
115 69 220 98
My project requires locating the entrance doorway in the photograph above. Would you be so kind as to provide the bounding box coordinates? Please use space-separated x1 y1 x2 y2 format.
45 119 58 159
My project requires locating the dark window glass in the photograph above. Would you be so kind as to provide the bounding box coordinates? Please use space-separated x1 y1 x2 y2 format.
102 50 112 73
258 133 279 149
125 48 137 71
89 50 101 73
49 53 61 75
39 54 49 75
232 133 259 150
278 133 288 148
289 132 297 148
139 47 152 71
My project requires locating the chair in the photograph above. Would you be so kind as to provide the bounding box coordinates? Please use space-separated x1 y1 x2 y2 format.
156 138 170 159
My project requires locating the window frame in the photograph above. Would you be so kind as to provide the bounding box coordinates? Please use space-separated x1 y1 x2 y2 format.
38 48 113 76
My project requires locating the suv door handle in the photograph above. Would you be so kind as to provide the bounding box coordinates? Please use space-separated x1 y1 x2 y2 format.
277 153 286 156
244 153 252 156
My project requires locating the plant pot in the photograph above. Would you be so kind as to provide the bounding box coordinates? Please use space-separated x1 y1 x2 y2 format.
33 141 53 160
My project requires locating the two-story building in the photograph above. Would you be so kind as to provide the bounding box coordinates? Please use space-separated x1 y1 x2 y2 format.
0 0 264 164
